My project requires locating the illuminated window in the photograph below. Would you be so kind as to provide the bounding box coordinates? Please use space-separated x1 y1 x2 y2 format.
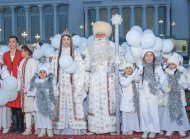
135 7 142 26
99 8 107 22
146 7 154 31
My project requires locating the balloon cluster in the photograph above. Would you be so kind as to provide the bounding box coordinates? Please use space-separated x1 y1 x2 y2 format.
123 25 174 65
0 66 18 106
33 43 55 60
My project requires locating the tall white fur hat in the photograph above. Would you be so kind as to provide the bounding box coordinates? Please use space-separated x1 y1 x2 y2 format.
93 21 112 37
167 55 179 66
38 63 50 76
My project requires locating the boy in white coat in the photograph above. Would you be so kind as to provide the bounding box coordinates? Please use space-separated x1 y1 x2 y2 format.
17 45 38 135
119 63 140 135
161 55 190 137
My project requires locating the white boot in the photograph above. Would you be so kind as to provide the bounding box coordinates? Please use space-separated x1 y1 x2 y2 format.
142 132 148 139
47 129 53 137
166 131 173 136
149 132 155 138
2 128 10 134
159 131 164 135
127 131 133 135
22 128 31 135
22 113 32 135
179 131 186 137
38 129 46 137
34 128 39 135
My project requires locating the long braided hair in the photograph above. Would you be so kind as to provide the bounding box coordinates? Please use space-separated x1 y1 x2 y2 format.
56 33 74 84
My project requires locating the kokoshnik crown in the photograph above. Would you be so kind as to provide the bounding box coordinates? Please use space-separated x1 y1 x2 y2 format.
61 28 72 37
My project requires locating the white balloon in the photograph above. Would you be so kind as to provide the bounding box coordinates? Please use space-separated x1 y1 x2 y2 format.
152 37 163 52
64 61 77 73
125 51 135 63
87 35 94 47
131 25 143 33
0 46 9 54
8 90 18 102
59 55 73 69
51 34 61 49
81 37 88 48
130 47 143 59
44 46 55 57
162 39 174 53
2 76 18 91
0 89 9 106
126 30 142 47
141 33 156 49
73 35 82 47
143 29 154 34
33 48 43 60
40 43 50 51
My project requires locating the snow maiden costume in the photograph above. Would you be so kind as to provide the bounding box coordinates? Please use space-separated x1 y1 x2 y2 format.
160 55 190 137
53 30 87 135
119 63 140 135
27 63 56 137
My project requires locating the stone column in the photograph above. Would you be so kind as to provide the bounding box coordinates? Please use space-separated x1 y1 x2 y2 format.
84 8 88 37
52 4 58 35
11 6 15 35
130 5 135 27
142 5 147 30
24 5 30 42
166 4 170 37
95 7 99 21
154 5 159 35
38 4 44 41
107 7 111 23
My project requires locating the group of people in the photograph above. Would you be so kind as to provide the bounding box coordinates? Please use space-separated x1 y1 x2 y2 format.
0 20 189 138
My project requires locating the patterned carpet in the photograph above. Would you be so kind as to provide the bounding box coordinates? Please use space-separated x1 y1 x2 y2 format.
0 132 189 139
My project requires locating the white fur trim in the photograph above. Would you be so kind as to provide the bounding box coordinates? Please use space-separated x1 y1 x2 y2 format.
93 21 112 37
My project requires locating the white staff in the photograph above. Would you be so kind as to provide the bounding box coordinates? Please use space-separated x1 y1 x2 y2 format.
111 14 123 135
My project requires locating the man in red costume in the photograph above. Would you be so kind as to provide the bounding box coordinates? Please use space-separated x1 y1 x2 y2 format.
3 36 23 133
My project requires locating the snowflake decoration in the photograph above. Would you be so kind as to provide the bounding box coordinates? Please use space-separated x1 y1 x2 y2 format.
111 14 123 25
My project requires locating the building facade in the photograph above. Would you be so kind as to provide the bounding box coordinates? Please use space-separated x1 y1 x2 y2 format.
0 0 189 50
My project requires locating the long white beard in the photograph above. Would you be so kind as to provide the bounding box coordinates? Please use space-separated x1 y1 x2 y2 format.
88 39 113 64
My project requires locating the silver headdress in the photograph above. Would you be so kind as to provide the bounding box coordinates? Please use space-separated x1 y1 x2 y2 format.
61 28 72 37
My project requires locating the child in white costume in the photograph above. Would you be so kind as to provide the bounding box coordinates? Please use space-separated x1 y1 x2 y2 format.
0 60 11 134
138 49 168 139
17 45 38 135
119 63 140 135
27 63 57 137
160 56 190 137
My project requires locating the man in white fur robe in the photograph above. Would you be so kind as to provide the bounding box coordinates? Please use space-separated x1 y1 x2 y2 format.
86 21 117 134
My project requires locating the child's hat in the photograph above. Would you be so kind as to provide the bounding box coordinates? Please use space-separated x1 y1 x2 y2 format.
38 63 50 76
167 55 179 66
142 49 155 58
124 63 134 71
